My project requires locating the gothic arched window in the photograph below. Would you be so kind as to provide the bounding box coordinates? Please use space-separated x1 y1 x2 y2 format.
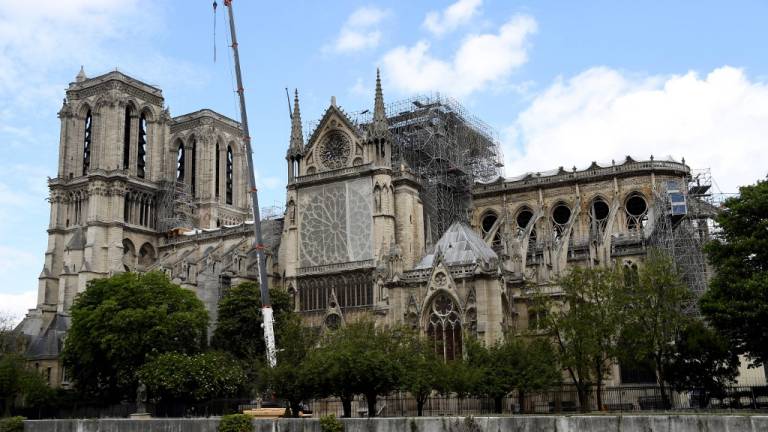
122 106 132 170
226 145 234 205
215 141 220 200
176 141 185 181
190 137 197 196
137 113 148 178
82 110 92 175
427 292 462 361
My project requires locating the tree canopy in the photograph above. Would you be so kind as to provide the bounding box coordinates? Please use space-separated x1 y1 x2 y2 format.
701 177 768 365
61 271 209 401
211 281 292 362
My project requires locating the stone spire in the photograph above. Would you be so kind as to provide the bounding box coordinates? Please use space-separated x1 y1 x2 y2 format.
288 89 304 156
372 68 388 135
75 66 87 83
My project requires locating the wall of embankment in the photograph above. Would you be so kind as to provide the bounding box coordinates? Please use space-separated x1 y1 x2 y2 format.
24 415 768 432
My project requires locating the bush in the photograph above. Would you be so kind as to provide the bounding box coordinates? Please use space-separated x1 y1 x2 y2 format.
218 414 253 432
319 414 344 432
0 416 25 432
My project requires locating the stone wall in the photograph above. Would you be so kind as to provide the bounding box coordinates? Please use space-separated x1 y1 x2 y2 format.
24 415 768 432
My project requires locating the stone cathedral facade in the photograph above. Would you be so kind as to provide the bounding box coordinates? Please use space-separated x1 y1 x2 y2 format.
19 68 693 389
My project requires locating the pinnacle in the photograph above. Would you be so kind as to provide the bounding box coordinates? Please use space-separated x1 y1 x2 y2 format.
289 88 304 153
76 65 87 83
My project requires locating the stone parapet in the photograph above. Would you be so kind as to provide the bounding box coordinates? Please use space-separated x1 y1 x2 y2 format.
24 415 768 432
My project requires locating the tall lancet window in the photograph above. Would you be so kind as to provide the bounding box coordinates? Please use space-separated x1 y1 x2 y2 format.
123 106 132 170
137 113 148 178
215 142 220 200
82 110 92 175
176 142 185 181
226 145 233 205
427 292 463 361
190 138 197 196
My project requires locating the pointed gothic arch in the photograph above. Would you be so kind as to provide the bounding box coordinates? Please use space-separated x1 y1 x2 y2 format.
425 290 463 361
226 144 234 205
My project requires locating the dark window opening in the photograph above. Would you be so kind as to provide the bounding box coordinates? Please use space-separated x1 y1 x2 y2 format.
137 113 147 178
226 145 233 205
176 142 185 181
552 204 571 239
215 142 220 199
82 110 92 175
626 194 648 231
190 138 197 196
123 106 132 170
481 212 497 233
592 199 609 220
219 275 232 299
590 199 610 237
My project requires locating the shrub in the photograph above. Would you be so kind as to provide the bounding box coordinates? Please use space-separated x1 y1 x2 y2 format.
319 414 344 432
0 416 25 432
218 414 253 432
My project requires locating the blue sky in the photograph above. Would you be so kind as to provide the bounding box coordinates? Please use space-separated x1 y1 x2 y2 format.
1 0 767 320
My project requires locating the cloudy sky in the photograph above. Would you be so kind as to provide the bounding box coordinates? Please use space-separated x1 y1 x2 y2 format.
1 0 767 321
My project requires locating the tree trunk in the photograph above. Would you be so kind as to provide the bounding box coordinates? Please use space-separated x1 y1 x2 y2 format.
577 383 591 413
416 395 426 417
493 396 503 414
341 396 352 418
366 392 377 417
655 355 671 409
595 360 604 411
289 400 302 418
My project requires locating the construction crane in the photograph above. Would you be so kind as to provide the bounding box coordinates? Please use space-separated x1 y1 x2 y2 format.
218 0 277 367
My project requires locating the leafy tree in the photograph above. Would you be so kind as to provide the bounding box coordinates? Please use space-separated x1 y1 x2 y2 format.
263 313 317 417
621 248 692 408
211 282 292 363
507 338 561 413
0 354 53 416
398 333 442 416
701 178 768 365
138 351 246 404
61 271 208 402
664 320 738 408
536 266 625 411
307 321 402 417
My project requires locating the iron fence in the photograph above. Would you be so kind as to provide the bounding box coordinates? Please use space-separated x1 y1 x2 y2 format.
14 386 768 419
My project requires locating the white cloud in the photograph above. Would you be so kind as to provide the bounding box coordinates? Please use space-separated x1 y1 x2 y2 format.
326 7 390 54
0 290 38 325
423 0 483 36
382 15 537 97
505 66 768 194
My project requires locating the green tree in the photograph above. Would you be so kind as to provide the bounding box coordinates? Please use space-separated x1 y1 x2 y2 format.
61 271 209 401
701 178 768 365
211 282 292 362
537 266 625 411
508 338 561 413
664 320 738 408
138 351 246 404
398 333 442 416
263 313 317 417
0 354 54 416
622 248 692 408
307 321 402 418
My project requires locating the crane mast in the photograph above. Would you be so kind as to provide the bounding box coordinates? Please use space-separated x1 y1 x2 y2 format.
222 0 277 367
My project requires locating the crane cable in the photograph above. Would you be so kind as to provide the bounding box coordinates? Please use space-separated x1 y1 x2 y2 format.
212 1 218 62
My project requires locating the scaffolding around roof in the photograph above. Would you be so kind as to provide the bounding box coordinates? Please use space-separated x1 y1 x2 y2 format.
157 180 196 232
648 168 715 315
352 94 504 243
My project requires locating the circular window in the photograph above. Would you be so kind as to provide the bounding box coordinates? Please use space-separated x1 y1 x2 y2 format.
592 199 609 220
325 313 341 330
516 209 533 229
626 194 647 216
481 211 498 233
552 204 571 225
319 131 351 169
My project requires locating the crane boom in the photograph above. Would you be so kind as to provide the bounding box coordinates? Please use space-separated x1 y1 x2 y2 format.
223 0 277 368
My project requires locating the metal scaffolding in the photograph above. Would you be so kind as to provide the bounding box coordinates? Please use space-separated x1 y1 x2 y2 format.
648 168 717 315
157 180 196 232
352 94 504 243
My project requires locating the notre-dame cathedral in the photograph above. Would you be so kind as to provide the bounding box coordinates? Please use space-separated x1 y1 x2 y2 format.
18 68 700 389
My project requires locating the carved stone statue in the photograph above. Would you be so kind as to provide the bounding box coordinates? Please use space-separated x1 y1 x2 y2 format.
136 380 147 413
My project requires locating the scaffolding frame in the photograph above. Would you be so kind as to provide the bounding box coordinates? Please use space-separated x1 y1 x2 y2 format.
157 180 196 232
351 94 504 243
648 168 715 315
